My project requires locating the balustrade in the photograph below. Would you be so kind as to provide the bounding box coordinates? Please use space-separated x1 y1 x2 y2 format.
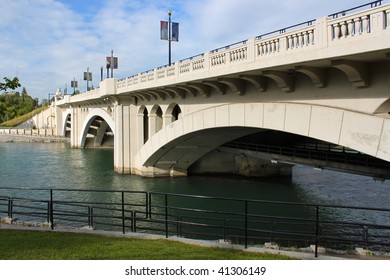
229 47 247 62
70 3 390 96
192 58 205 71
330 14 372 40
179 62 191 74
256 39 280 56
210 53 226 67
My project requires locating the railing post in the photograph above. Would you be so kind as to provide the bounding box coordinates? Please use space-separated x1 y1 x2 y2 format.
122 191 125 234
88 206 94 228
133 211 137 233
245 200 248 249
315 206 320 258
165 194 169 238
49 189 54 230
148 193 152 219
7 197 13 219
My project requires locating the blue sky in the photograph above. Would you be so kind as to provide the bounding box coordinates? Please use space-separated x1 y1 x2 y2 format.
0 0 364 100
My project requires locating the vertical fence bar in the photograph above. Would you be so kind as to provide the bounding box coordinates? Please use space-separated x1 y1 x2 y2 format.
245 200 248 249
90 207 94 228
145 192 149 218
148 193 152 219
165 194 169 238
122 191 125 234
315 206 320 258
7 198 13 219
46 202 50 223
50 189 54 230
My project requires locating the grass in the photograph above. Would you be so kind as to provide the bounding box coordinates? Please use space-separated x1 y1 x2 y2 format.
0 106 47 127
0 229 294 260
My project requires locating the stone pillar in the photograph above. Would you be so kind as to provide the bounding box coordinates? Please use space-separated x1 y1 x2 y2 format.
114 104 132 174
70 107 79 148
114 104 124 173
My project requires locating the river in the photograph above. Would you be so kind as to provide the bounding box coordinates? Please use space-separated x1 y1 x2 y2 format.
1 142 390 246
1 142 389 206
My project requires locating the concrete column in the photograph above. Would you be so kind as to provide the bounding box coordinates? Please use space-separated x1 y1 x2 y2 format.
114 104 124 173
70 107 78 148
122 105 131 174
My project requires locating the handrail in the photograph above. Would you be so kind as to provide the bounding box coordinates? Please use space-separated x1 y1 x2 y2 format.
1 187 390 257
328 0 382 18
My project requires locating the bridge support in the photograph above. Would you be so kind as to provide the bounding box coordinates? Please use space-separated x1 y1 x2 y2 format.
189 150 293 177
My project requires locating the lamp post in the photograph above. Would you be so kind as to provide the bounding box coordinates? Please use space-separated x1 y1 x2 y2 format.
161 9 179 66
168 9 172 66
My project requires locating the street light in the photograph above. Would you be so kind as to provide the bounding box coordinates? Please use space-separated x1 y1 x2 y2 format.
161 9 179 66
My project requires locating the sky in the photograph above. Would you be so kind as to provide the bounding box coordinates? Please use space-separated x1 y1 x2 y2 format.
0 0 366 101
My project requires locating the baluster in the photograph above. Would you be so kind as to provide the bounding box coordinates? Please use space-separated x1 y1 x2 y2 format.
334 23 341 39
275 39 280 52
341 21 348 38
287 36 292 49
357 17 363 34
304 32 309 46
362 15 370 33
294 34 299 48
347 19 355 37
300 33 305 47
261 43 265 55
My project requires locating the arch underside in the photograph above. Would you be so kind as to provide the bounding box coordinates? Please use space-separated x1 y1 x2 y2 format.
80 109 115 148
137 102 390 178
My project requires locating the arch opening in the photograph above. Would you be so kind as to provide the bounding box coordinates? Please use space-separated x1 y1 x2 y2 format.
63 113 71 138
83 116 114 148
143 107 149 144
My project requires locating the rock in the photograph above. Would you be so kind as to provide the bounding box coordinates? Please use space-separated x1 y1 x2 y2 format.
310 245 326 253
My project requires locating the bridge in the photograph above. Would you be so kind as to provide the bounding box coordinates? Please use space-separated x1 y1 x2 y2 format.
39 2 390 178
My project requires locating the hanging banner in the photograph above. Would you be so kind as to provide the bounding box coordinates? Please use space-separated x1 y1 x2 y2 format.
172 22 179 41
106 57 118 69
71 81 78 88
160 21 168 40
83 72 92 81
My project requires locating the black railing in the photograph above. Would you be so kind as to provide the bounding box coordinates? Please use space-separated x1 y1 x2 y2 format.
1 187 390 257
222 141 390 171
328 1 382 19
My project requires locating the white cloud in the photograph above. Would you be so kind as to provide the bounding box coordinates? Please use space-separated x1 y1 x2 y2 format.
0 0 367 100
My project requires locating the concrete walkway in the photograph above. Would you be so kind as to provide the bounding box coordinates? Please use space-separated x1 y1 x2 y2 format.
1 223 383 260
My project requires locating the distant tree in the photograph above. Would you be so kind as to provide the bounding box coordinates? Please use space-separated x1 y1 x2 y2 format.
0 77 21 92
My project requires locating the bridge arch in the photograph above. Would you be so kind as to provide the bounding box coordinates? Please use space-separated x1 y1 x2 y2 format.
61 111 72 138
136 102 390 176
138 106 149 144
80 108 115 148
165 103 182 124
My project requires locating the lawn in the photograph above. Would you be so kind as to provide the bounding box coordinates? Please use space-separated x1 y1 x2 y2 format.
0 229 294 260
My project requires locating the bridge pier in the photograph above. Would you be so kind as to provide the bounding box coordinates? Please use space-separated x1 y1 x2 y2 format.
189 150 293 177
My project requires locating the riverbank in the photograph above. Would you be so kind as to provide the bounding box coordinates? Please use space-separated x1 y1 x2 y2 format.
0 134 69 143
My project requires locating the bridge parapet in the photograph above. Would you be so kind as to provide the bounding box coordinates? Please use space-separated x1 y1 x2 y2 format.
114 2 390 95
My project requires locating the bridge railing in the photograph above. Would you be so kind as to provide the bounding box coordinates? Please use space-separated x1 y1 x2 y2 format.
0 128 57 137
87 2 388 98
1 187 390 257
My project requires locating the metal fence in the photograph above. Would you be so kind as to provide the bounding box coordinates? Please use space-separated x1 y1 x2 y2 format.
1 187 390 257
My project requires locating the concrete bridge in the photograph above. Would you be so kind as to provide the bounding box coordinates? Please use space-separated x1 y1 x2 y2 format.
44 2 390 178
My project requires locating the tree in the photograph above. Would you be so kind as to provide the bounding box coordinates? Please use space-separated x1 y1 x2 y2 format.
0 77 21 92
